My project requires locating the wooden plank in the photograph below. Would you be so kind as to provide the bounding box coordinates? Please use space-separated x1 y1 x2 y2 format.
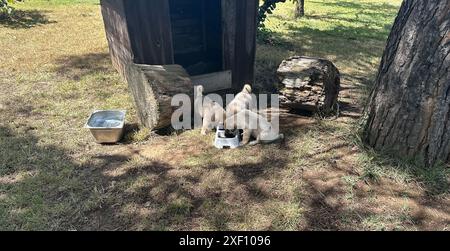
100 0 134 79
201 0 208 53
221 0 259 90
101 0 259 92
100 0 176 74
233 0 259 90
191 70 232 93
124 0 174 65
222 0 236 74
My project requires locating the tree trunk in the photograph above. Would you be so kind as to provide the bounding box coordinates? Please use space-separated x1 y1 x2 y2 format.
364 0 450 167
125 63 194 130
295 0 305 18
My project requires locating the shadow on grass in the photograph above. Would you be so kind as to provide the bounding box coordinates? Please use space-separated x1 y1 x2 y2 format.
255 0 399 93
0 107 300 230
255 26 377 94
296 127 449 230
53 53 113 80
0 9 55 29
0 125 83 230
358 146 450 196
87 144 295 230
1 115 448 230
301 177 372 230
310 0 399 14
309 1 399 20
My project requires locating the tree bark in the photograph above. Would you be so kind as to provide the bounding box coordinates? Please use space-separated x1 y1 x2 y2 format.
125 63 194 130
295 0 305 18
364 0 450 167
277 56 340 113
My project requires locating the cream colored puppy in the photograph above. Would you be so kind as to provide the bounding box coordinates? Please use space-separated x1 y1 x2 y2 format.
226 84 257 118
195 85 226 135
225 109 284 146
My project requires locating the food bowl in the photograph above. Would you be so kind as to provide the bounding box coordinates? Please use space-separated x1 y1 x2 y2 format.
85 110 126 144
214 123 240 149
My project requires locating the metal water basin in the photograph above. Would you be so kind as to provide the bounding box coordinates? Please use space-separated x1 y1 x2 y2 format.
85 110 126 144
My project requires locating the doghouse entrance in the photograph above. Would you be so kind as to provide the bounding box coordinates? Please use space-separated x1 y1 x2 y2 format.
169 0 223 76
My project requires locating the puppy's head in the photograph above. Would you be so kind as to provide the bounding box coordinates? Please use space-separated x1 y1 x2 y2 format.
224 114 237 130
242 84 252 94
194 85 205 116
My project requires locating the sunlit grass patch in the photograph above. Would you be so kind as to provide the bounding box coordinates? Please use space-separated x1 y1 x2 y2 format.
2 0 448 231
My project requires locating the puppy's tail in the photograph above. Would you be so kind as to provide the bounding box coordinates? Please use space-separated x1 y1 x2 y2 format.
242 84 252 94
196 85 204 96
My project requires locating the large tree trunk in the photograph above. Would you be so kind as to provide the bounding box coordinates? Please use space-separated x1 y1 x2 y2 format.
364 0 450 167
295 0 305 17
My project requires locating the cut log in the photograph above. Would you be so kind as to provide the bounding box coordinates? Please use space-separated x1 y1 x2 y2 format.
125 63 194 129
277 56 340 113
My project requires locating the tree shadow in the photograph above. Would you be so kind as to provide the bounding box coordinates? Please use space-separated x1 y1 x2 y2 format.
0 9 55 29
53 53 114 81
359 147 450 196
0 125 84 230
255 0 399 94
1 115 448 230
300 179 372 230
297 135 449 230
2 0 447 230
310 0 400 14
74 122 307 230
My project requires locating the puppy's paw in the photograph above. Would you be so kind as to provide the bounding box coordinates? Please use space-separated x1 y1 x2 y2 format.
248 140 260 146
239 141 249 147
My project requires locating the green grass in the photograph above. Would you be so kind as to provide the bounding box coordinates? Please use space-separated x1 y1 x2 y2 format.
14 0 99 6
1 0 449 231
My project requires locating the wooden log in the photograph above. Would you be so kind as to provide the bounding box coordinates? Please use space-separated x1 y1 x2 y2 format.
277 56 340 113
191 70 232 93
125 63 194 129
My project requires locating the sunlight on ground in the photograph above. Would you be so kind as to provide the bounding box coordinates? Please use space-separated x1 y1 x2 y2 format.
0 0 448 230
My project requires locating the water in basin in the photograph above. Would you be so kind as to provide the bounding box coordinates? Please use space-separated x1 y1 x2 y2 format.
87 111 125 128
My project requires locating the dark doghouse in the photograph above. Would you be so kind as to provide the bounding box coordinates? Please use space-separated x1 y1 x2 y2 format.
100 0 260 129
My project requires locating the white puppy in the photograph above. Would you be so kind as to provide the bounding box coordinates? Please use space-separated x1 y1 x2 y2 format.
226 84 257 119
195 85 226 135
225 109 284 146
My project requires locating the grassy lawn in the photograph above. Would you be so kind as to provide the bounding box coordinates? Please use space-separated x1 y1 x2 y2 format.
0 0 448 230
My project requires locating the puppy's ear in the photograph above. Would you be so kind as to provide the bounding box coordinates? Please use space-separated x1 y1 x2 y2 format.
242 84 252 94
